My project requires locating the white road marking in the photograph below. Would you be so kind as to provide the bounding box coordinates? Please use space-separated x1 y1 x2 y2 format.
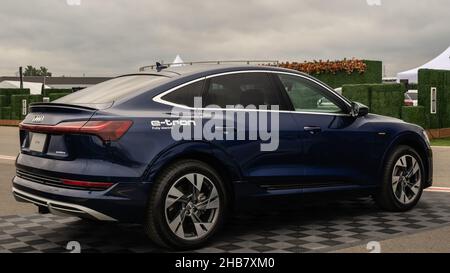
431 146 450 149
0 155 16 161
425 187 450 193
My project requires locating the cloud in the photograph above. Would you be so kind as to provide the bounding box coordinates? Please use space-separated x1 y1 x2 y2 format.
0 0 449 77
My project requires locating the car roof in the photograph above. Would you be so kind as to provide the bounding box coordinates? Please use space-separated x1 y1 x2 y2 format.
118 64 308 79
106 64 353 110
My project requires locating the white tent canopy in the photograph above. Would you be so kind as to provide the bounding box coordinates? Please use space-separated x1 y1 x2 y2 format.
0 81 50 95
171 54 186 67
397 47 450 84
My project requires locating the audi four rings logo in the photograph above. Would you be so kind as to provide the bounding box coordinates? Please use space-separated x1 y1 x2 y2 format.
32 115 45 123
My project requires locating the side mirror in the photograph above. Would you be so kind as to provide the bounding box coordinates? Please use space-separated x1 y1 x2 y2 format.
351 102 369 118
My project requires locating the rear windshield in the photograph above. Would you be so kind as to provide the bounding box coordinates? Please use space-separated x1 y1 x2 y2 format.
56 75 168 107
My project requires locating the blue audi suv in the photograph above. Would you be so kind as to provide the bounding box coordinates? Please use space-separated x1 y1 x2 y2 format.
13 64 433 249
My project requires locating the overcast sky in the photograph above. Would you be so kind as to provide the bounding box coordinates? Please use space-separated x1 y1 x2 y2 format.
0 0 449 77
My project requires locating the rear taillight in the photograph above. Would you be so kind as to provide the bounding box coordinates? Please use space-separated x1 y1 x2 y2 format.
61 179 115 190
19 120 133 142
79 121 133 142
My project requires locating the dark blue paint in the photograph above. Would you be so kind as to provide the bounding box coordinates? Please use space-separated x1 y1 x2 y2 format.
13 66 433 223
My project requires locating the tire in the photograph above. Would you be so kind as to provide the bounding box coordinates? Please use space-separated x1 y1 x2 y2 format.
375 145 424 212
144 160 228 250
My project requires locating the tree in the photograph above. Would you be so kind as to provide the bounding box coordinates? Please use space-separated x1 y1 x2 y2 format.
39 66 51 76
24 65 37 76
23 65 52 76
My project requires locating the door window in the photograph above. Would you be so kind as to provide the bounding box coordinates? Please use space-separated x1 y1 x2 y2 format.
277 74 345 113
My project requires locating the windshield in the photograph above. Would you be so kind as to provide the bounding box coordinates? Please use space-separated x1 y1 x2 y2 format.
409 93 418 100
56 75 168 107
405 92 418 100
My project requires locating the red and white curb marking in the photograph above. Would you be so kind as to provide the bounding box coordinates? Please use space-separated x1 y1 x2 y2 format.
0 155 16 161
425 187 450 193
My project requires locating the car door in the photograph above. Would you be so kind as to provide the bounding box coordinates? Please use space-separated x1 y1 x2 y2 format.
203 72 302 190
274 73 375 191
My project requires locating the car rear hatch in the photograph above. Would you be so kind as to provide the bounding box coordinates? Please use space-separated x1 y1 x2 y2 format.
17 103 134 191
20 102 133 160
20 103 98 159
16 75 166 190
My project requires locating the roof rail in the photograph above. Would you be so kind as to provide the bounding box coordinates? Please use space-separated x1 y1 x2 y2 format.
139 60 279 72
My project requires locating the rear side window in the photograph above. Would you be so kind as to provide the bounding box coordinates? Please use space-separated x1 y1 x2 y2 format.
161 80 204 107
57 76 167 105
204 73 287 109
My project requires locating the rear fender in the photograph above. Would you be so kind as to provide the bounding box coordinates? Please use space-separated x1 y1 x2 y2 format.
144 141 243 184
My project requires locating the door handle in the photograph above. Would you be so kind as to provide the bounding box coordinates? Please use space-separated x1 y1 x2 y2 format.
304 126 322 134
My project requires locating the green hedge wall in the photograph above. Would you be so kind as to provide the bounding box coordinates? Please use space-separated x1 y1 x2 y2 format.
443 72 450 128
48 93 71 101
371 84 405 118
0 89 31 109
418 82 440 129
402 106 427 128
342 85 371 106
29 95 43 104
407 83 419 90
342 83 405 119
418 69 450 129
0 95 8 107
43 89 72 97
0 89 45 120
0 107 11 120
313 60 382 88
10 95 30 120
0 88 31 97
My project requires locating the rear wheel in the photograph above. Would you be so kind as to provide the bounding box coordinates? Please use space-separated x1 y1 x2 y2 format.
144 160 227 250
375 145 424 212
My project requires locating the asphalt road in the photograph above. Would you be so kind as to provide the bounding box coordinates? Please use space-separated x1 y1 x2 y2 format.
334 226 450 253
1 126 449 253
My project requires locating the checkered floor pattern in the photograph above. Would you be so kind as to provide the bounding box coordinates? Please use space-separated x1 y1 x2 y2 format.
1 192 450 253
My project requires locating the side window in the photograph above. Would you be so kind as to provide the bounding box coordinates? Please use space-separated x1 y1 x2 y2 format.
277 74 344 113
161 80 204 107
205 73 287 109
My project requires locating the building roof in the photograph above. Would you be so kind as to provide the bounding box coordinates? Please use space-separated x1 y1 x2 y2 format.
0 81 50 95
0 76 113 85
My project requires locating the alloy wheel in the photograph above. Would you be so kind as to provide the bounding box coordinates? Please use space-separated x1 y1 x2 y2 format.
392 155 422 205
164 173 220 240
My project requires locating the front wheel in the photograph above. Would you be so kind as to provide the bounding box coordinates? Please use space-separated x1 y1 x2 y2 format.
375 145 424 212
144 160 227 250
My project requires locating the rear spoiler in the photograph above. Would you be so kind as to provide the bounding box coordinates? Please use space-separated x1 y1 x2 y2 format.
30 102 111 111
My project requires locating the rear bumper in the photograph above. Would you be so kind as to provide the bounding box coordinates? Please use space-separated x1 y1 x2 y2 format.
13 187 116 221
12 175 152 223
